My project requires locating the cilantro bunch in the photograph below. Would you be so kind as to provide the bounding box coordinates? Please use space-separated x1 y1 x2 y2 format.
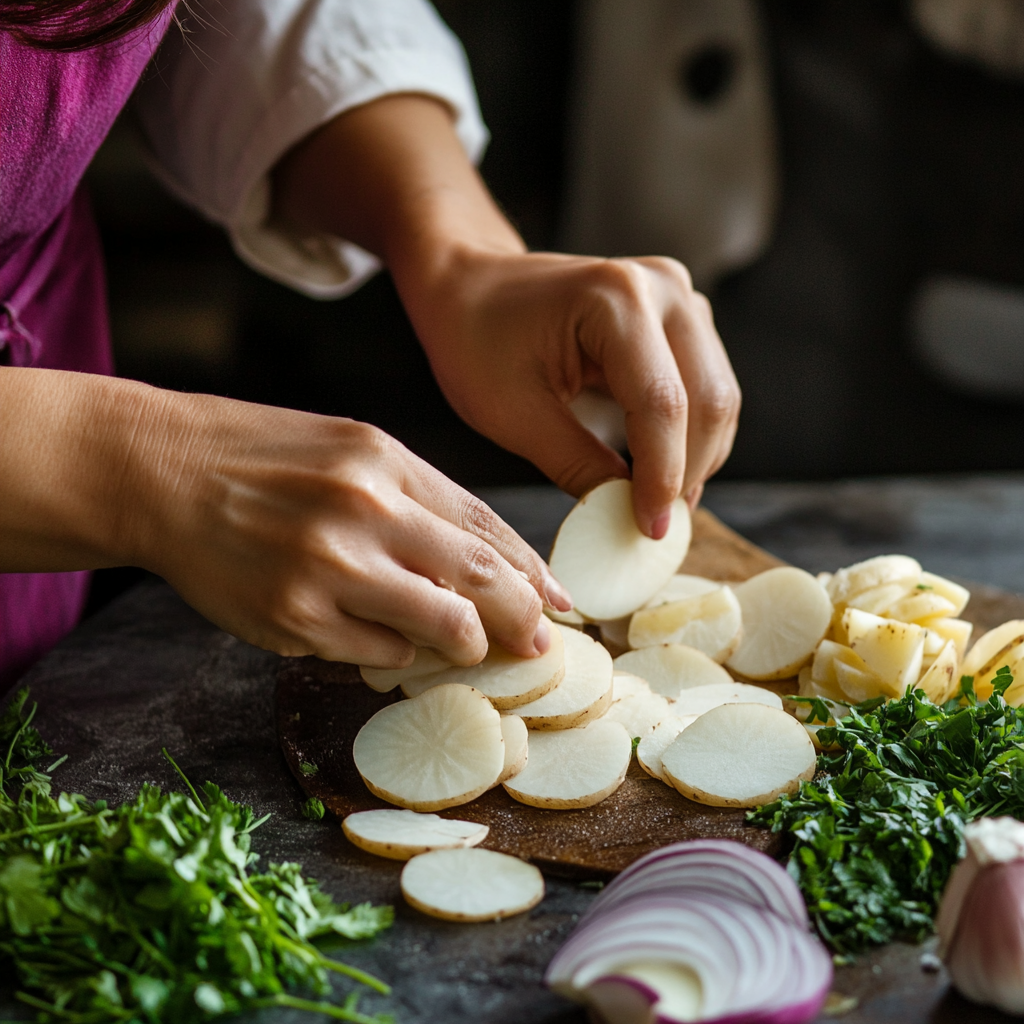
0 689 394 1023
751 669 1024 955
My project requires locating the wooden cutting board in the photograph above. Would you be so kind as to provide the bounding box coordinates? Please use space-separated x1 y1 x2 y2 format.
276 508 1024 878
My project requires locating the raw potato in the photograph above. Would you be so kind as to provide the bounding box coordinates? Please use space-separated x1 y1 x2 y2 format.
726 567 833 681
497 715 529 784
834 659 887 703
974 640 1024 702
918 572 970 617
515 625 613 730
360 647 449 694
401 847 544 922
611 673 653 700
810 640 866 703
843 609 925 697
827 555 922 606
636 716 697 782
627 586 743 662
885 591 957 623
670 681 782 719
396 627 565 710
353 684 504 811
342 809 488 861
548 479 692 621
661 703 816 808
916 640 959 704
503 720 632 809
961 620 1024 689
601 690 672 738
921 616 973 661
846 581 916 615
642 574 721 608
545 606 586 629
613 645 731 699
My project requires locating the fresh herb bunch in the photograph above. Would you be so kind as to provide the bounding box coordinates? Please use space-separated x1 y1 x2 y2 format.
0 689 394 1023
750 668 1024 955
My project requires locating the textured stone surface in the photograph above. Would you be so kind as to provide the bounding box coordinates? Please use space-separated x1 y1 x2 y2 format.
7 477 1024 1022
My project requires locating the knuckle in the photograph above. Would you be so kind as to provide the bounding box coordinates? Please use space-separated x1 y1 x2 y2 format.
642 376 688 424
590 259 649 306
463 541 503 589
459 496 499 544
697 381 742 428
441 600 486 663
647 256 694 293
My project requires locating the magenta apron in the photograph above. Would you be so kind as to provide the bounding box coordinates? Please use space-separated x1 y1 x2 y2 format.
0 10 176 690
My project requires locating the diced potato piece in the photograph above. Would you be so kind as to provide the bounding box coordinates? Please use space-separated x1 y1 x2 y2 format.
975 640 1024 702
627 586 743 662
843 609 925 697
885 591 957 623
916 640 959 705
636 716 697 782
353 684 504 811
797 664 841 703
598 616 631 653
613 645 732 699
515 625 613 730
847 581 917 615
503 720 632 809
920 617 974 662
643 574 722 608
497 715 529 784
661 703 816 808
602 690 672 738
342 809 488 861
368 626 565 710
961 620 1024 693
545 606 586 629
811 640 866 702
918 572 970 617
805 723 841 751
401 848 544 922
726 567 833 681
670 681 782 719
827 555 922 606
549 480 692 621
923 628 947 657
834 659 889 702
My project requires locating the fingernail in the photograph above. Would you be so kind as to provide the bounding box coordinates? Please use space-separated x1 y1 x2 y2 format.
543 574 574 612
533 615 551 655
650 508 672 540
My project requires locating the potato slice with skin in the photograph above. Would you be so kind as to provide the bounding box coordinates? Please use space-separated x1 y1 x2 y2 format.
662 703 816 808
627 586 743 663
798 665 844 703
602 690 672 738
394 626 565 709
827 555 922 606
670 681 782 718
847 581 917 615
360 647 449 694
342 809 488 861
503 720 632 809
545 606 586 629
353 684 504 811
643 574 721 608
918 572 970 617
811 640 869 702
921 617 974 662
885 591 957 624
726 567 833 681
636 716 697 782
916 640 959 704
974 640 1024 702
961 620 1024 683
497 715 528 784
515 625 613 730
834 659 888 703
844 609 925 697
611 673 652 700
614 645 732 699
401 848 544 922
548 479 692 621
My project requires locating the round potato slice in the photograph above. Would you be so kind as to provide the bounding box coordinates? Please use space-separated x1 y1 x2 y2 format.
611 673 652 700
342 809 488 861
515 625 613 730
642 574 722 608
353 684 504 811
549 480 692 621
614 644 732 699
401 848 545 922
726 567 833 681
360 647 449 693
662 703 816 808
373 627 564 710
503 720 632 809
627 585 743 662
497 714 529 784
601 690 672 739
636 715 697 782
669 681 782 719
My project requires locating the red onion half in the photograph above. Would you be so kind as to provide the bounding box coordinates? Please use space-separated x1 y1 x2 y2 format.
546 841 831 1024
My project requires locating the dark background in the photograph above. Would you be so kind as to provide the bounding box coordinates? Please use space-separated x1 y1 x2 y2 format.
87 0 1024 491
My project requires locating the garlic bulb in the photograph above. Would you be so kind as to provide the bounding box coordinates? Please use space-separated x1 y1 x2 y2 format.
938 816 1024 1014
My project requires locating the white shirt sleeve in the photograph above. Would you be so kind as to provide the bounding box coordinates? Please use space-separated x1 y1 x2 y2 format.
132 0 488 299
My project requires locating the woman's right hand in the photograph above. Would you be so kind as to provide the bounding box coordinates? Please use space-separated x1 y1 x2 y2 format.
0 369 568 667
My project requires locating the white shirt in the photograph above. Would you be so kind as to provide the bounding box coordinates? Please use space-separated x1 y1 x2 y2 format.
133 0 488 299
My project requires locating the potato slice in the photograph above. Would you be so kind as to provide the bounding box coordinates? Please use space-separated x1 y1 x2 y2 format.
974 640 1024 702
843 608 926 696
846 581 917 615
662 703 816 808
885 591 957 623
602 690 672 738
916 640 959 704
360 647 449 694
548 479 692 621
627 586 743 663
810 640 864 702
401 848 544 922
636 716 697 782
515 625 613 730
827 555 922 606
498 715 529 784
961 620 1024 687
834 659 888 702
798 664 844 703
342 809 488 861
503 720 632 809
670 681 782 718
642 574 721 608
613 644 732 699
918 572 970 617
353 684 504 811
611 673 652 700
392 626 565 710
726 567 832 680
545 606 586 629
921 616 974 662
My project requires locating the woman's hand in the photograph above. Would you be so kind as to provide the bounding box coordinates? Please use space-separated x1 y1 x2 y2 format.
0 369 566 667
274 95 740 539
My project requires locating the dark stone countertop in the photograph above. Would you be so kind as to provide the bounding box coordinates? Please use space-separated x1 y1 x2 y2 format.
8 474 1024 1023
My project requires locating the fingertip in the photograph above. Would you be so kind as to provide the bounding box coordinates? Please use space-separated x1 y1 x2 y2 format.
649 508 672 541
543 572 574 612
533 615 551 655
